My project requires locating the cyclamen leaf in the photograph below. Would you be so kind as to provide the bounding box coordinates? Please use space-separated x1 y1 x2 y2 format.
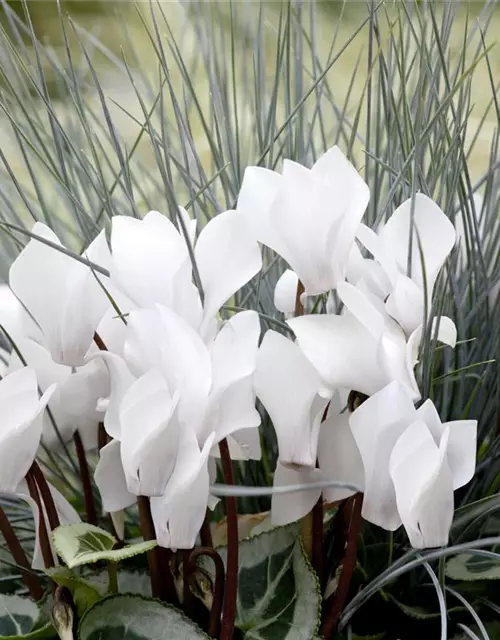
201 524 321 639
446 553 500 581
44 568 102 617
0 595 54 639
52 523 157 569
78 595 209 639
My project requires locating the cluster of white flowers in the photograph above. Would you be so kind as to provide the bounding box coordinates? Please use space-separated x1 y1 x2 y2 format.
0 146 477 557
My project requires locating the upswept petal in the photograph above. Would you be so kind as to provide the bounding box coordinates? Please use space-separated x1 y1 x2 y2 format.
155 305 212 429
237 165 283 251
124 308 166 377
195 210 262 327
202 376 261 445
209 310 260 399
9 224 106 366
385 274 424 335
120 369 180 497
350 381 416 530
0 368 56 492
318 413 364 503
271 463 322 527
254 330 328 468
379 194 456 295
288 314 384 397
94 352 136 440
271 160 335 294
338 281 385 340
274 269 300 315
94 439 136 512
355 223 399 284
150 430 215 550
110 211 190 309
390 421 454 548
441 420 477 490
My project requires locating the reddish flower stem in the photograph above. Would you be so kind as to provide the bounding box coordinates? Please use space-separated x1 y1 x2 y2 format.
98 422 109 452
182 548 196 619
137 496 162 600
200 512 213 548
0 505 43 600
294 280 305 317
73 431 98 525
189 547 225 639
93 332 108 352
218 438 238 640
312 495 324 589
25 471 55 569
320 493 363 638
29 462 60 531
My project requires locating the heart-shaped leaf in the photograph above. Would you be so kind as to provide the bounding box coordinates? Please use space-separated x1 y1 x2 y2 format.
52 523 156 569
201 524 321 639
78 595 209 639
0 595 54 639
446 553 500 581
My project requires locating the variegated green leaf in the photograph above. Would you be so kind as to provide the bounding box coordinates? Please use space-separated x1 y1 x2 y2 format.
52 523 156 569
0 595 54 639
203 524 321 639
78 595 209 639
446 553 500 581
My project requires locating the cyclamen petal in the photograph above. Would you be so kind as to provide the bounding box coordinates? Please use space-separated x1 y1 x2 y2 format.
194 210 262 328
239 146 369 296
350 381 416 530
254 330 329 468
389 421 454 548
119 369 180 497
317 413 364 504
110 211 191 311
271 463 322 527
150 430 215 551
94 439 135 513
274 270 300 315
0 368 56 493
9 224 110 366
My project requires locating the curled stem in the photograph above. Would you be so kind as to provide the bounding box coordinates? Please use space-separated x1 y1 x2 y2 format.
218 438 238 640
73 431 98 525
0 505 43 600
320 493 363 638
189 547 225 639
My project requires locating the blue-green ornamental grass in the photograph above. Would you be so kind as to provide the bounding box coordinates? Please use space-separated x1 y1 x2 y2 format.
0 1 498 639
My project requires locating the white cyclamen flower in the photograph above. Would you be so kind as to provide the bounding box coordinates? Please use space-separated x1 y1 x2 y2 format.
354 193 456 337
254 330 330 469
350 381 477 548
94 306 261 548
8 338 109 450
288 282 422 400
0 367 79 567
238 146 369 296
9 223 111 366
109 209 262 334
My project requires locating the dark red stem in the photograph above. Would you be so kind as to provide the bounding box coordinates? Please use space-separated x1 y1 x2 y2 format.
189 547 225 639
98 422 109 452
137 496 162 600
29 462 60 531
73 431 98 525
0 505 43 600
93 332 108 351
320 493 363 638
182 548 196 619
294 280 305 317
200 512 213 548
25 471 55 569
218 438 238 640
312 495 324 589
